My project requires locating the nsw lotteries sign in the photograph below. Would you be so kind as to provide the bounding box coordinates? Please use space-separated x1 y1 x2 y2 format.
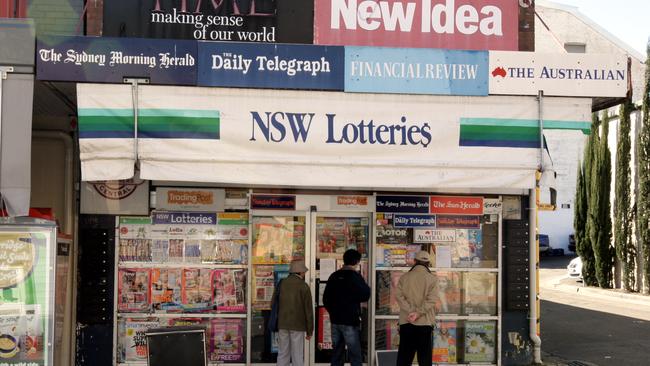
345 47 488 95
489 51 628 97
315 0 519 50
198 42 344 90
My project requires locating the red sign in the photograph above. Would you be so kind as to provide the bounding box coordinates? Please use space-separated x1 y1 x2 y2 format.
430 196 483 215
436 215 481 229
315 0 518 50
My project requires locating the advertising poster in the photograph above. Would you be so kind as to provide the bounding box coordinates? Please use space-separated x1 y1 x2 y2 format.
253 265 275 310
464 321 496 363
375 245 420 267
182 269 214 312
120 318 160 362
151 269 183 312
209 319 245 363
433 272 461 314
213 270 246 313
463 272 497 315
316 217 368 259
433 321 457 363
117 268 151 313
317 308 333 350
429 196 484 215
315 0 519 50
451 229 483 267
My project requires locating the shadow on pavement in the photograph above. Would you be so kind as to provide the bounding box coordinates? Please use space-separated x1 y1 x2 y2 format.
541 300 650 366
540 255 577 270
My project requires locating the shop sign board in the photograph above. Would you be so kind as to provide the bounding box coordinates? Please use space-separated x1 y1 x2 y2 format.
413 228 456 243
198 42 344 90
156 187 225 212
344 46 488 95
376 196 429 213
393 214 436 227
429 196 484 215
103 0 313 44
36 36 197 85
489 51 628 97
152 211 217 225
250 195 296 210
483 198 502 215
315 0 519 50
436 215 481 228
80 176 150 215
330 195 373 210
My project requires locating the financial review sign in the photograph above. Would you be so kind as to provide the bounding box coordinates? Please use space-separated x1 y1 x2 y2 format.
315 0 519 50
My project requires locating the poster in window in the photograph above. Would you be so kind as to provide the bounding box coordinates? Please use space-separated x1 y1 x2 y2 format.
253 265 275 310
375 271 405 315
117 268 151 312
463 321 496 363
433 272 461 314
213 269 246 313
168 239 184 263
375 244 421 267
318 308 333 350
151 239 169 263
385 320 400 350
118 239 152 262
151 268 183 312
119 318 159 362
433 321 457 363
463 272 497 315
451 229 483 267
182 269 214 312
253 223 295 264
209 318 245 363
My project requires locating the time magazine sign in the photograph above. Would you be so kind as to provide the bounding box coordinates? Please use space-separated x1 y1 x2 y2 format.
315 0 519 50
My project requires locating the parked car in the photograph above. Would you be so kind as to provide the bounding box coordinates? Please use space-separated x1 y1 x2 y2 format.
567 256 583 280
538 234 550 254
568 234 576 253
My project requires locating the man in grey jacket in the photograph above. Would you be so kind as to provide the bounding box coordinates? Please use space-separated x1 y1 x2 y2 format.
395 251 437 366
274 260 313 366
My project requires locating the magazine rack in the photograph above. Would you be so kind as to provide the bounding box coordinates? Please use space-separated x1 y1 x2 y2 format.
146 326 207 366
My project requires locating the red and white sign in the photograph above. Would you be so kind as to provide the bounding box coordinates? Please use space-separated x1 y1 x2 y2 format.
429 196 483 215
315 0 519 50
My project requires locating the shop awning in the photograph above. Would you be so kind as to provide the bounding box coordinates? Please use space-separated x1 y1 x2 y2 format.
77 84 591 191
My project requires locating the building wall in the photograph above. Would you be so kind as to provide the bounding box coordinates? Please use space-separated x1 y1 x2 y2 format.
535 2 646 253
27 0 84 35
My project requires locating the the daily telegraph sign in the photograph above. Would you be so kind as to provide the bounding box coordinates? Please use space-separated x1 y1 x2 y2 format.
315 0 519 50
345 46 488 95
104 0 313 45
198 42 344 90
489 51 628 97
36 36 197 85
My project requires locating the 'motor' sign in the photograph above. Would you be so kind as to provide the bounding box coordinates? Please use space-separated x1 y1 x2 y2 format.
315 0 518 50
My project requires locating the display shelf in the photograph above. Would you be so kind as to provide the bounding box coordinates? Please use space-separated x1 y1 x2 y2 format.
375 266 498 272
117 312 247 318
118 262 247 269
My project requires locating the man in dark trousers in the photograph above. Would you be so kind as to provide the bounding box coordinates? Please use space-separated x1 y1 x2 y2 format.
323 249 371 366
395 251 437 366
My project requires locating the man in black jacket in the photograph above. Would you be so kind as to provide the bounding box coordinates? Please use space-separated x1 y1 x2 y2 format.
323 249 370 366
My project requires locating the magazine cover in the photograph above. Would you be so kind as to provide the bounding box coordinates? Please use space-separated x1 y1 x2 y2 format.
253 265 275 310
184 240 201 264
375 271 391 315
118 268 151 312
452 229 483 267
120 318 159 362
151 239 169 263
252 223 294 264
463 272 497 315
209 319 245 363
376 226 410 245
0 305 44 363
118 239 152 262
168 239 184 263
464 321 496 363
434 272 462 314
213 269 246 313
317 308 333 350
182 269 214 312
151 268 182 312
433 321 457 363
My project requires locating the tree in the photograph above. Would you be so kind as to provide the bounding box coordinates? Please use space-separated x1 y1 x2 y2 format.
638 40 650 294
581 113 599 286
589 111 613 288
615 100 635 291
574 154 587 276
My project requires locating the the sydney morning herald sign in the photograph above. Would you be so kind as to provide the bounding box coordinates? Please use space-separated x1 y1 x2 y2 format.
103 0 313 44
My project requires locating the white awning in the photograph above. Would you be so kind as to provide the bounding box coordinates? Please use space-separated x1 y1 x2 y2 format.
77 84 591 191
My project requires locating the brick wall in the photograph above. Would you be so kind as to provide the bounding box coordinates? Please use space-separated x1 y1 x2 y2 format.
27 0 84 35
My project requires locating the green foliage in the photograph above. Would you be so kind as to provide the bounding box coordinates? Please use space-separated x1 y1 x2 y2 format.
615 100 635 291
638 40 650 294
574 155 587 274
581 113 599 286
589 111 613 288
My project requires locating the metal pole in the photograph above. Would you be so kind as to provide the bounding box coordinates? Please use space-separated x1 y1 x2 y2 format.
538 90 545 172
123 78 149 165
0 66 15 211
529 190 542 364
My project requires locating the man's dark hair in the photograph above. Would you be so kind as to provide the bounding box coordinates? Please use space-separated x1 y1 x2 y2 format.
343 249 362 266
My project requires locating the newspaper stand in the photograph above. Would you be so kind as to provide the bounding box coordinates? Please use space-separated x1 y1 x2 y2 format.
146 326 207 366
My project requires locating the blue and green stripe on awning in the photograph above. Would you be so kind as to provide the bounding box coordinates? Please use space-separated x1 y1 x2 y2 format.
459 118 590 148
78 108 221 139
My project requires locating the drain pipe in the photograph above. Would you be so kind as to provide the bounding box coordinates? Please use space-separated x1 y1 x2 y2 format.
529 190 542 364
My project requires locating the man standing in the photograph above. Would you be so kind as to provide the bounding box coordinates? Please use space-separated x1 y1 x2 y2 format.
275 260 313 366
323 249 371 366
395 251 437 366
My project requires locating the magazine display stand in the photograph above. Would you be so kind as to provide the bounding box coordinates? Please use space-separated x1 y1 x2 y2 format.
114 213 249 366
372 209 501 365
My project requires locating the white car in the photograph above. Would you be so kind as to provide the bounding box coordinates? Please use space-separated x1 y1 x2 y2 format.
567 256 583 280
